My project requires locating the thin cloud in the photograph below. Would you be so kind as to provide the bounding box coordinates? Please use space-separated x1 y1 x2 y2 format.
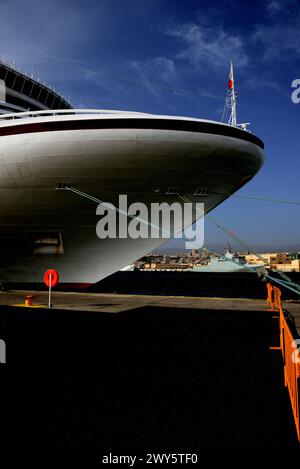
254 0 300 61
266 0 297 16
131 58 177 110
267 1 284 14
139 56 176 83
253 15 300 61
164 21 248 68
242 76 281 92
131 56 177 98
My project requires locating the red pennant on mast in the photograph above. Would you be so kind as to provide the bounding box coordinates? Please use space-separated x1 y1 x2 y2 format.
228 62 234 89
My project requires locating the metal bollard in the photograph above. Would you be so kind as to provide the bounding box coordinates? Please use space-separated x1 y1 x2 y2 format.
24 295 34 307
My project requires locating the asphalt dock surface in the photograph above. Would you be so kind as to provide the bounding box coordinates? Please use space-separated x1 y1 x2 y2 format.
0 293 299 449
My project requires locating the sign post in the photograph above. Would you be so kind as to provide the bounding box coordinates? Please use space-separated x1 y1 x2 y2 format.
44 269 59 308
48 272 52 308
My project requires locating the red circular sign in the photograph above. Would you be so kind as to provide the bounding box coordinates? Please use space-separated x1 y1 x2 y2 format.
44 269 59 287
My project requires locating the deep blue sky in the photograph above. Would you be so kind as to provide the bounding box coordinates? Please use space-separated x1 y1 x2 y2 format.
1 0 300 250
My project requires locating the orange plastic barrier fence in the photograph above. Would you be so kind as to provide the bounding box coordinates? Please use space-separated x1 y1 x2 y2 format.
267 283 300 442
266 282 273 311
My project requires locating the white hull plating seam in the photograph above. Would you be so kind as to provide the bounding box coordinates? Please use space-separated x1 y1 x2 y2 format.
0 112 264 283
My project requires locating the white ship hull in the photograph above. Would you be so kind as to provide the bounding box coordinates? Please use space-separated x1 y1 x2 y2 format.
0 110 264 284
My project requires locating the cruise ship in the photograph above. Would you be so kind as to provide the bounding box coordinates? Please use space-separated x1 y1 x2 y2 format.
0 61 264 284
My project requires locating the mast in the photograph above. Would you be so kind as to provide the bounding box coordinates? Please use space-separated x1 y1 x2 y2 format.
228 61 237 126
222 61 237 126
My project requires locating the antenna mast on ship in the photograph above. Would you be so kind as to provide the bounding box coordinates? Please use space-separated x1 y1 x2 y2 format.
222 61 250 131
222 61 237 126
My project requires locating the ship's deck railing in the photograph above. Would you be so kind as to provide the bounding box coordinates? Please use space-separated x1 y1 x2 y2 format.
267 283 300 442
0 108 150 121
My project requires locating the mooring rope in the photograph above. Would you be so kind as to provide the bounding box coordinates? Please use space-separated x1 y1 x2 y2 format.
57 185 300 298
180 194 300 296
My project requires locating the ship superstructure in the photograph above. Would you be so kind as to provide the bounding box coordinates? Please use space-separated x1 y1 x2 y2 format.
0 61 71 114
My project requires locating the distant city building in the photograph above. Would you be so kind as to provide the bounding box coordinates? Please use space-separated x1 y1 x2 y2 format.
191 249 200 258
244 252 300 272
290 252 300 260
245 252 291 266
